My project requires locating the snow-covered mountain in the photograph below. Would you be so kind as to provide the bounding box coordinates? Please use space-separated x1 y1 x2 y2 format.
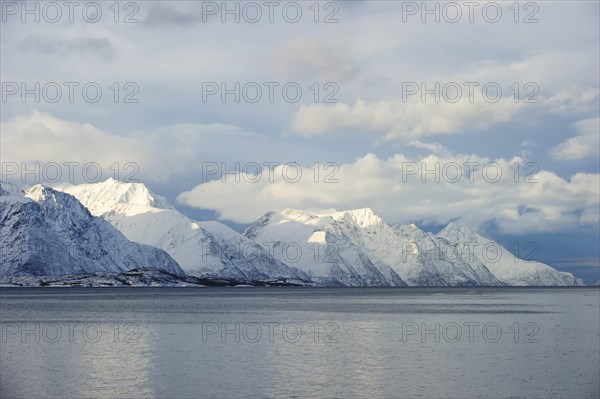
438 223 582 286
245 208 505 286
0 182 21 196
391 223 503 286
330 209 502 285
58 179 309 283
6 178 579 287
0 185 183 278
245 208 402 286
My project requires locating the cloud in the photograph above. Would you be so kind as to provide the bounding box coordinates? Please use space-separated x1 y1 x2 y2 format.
406 141 452 157
517 139 537 160
290 51 599 141
0 112 257 184
19 35 115 61
545 87 600 114
1 111 160 182
1 0 598 249
177 152 600 234
267 37 359 81
142 5 199 27
292 97 523 141
550 118 600 160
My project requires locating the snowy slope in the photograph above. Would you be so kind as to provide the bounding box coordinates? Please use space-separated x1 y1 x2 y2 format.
244 209 398 286
0 185 182 278
438 223 581 286
45 178 582 287
392 224 503 286
0 182 22 196
58 179 309 283
327 210 439 286
244 208 506 286
328 211 450 286
322 208 500 286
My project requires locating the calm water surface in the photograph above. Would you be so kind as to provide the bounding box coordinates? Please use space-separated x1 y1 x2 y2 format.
1 287 598 399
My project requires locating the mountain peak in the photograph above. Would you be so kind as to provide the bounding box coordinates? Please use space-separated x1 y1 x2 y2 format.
0 181 22 196
100 178 156 204
334 208 385 229
1 183 183 278
26 184 71 205
273 208 319 223
23 184 46 199
343 207 376 218
25 185 92 220
394 223 425 237
60 178 174 215
437 222 481 246
256 207 386 230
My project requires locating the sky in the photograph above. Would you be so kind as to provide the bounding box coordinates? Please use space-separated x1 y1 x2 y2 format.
1 0 599 282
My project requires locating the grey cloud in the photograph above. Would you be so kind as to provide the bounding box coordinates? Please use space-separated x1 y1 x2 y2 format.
19 35 115 61
142 5 199 27
268 38 360 82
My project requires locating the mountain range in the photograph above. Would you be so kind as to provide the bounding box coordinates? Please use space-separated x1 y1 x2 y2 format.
57 179 309 284
0 183 182 278
0 179 584 286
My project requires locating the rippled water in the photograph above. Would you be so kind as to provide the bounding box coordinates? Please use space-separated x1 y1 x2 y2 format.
1 287 598 399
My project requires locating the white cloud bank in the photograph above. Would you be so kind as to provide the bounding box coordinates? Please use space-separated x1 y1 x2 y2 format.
291 51 599 141
0 111 254 183
551 118 600 160
177 152 600 234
